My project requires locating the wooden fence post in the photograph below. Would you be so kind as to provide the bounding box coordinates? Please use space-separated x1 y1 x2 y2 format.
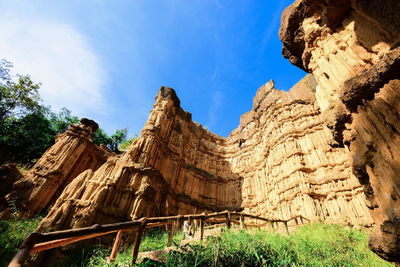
177 215 183 233
107 230 123 263
239 214 245 229
284 222 290 235
199 218 205 241
193 218 198 234
188 217 192 237
9 211 294 267
225 211 231 229
167 221 175 246
131 220 147 265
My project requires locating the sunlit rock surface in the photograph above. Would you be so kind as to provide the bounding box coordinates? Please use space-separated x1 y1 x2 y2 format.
36 77 372 234
9 0 400 264
10 119 112 217
279 0 400 263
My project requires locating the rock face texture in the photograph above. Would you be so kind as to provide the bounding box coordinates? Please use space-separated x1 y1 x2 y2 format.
9 118 112 217
279 0 400 263
36 79 372 235
228 77 371 226
37 87 242 231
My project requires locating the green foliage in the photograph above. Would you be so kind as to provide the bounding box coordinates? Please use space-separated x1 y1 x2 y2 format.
50 107 79 134
87 229 183 266
56 229 184 267
0 59 133 164
0 217 42 266
140 228 184 252
0 106 82 165
0 59 42 123
162 224 391 267
0 59 53 164
0 59 43 147
119 135 138 151
1 111 56 164
84 224 391 267
109 129 128 152
93 128 130 153
92 128 110 148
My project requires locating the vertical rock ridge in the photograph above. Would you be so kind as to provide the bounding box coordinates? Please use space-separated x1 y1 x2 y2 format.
279 0 400 263
4 119 112 218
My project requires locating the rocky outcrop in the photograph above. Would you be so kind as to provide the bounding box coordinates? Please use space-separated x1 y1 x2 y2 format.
13 1 400 264
37 79 372 234
9 118 113 218
37 87 243 231
279 0 400 263
228 76 371 227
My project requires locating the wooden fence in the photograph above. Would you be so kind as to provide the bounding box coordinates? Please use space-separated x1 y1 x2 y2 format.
8 211 309 267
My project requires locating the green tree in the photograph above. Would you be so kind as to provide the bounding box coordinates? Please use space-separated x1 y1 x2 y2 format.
2 112 55 164
0 59 50 164
50 108 79 134
92 128 111 148
119 135 138 151
109 129 128 152
0 59 131 163
0 59 42 135
93 128 129 153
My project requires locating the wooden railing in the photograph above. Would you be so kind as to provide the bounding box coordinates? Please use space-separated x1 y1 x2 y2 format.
8 211 310 267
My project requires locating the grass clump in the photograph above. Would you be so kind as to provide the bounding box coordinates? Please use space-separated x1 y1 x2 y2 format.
145 223 392 267
0 217 42 266
81 229 184 267
4 222 390 267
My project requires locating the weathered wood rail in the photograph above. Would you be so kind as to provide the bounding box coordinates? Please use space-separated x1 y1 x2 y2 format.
8 211 310 267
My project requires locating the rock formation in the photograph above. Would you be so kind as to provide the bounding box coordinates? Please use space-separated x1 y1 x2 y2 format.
229 76 371 227
279 0 400 263
5 1 398 265
5 118 113 218
36 77 372 235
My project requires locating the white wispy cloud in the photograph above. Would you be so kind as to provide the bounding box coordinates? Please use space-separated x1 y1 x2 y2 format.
0 13 107 116
207 90 223 130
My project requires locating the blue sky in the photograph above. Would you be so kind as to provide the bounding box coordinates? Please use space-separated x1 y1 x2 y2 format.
0 0 305 137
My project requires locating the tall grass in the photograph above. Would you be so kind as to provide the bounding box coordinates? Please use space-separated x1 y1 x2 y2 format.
0 217 42 266
1 220 392 267
77 229 184 266
85 223 392 266
158 224 392 267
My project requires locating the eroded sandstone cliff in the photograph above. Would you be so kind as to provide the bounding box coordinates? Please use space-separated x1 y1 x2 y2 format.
279 0 400 263
3 119 113 218
5 0 398 264
36 76 372 235
229 76 371 227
